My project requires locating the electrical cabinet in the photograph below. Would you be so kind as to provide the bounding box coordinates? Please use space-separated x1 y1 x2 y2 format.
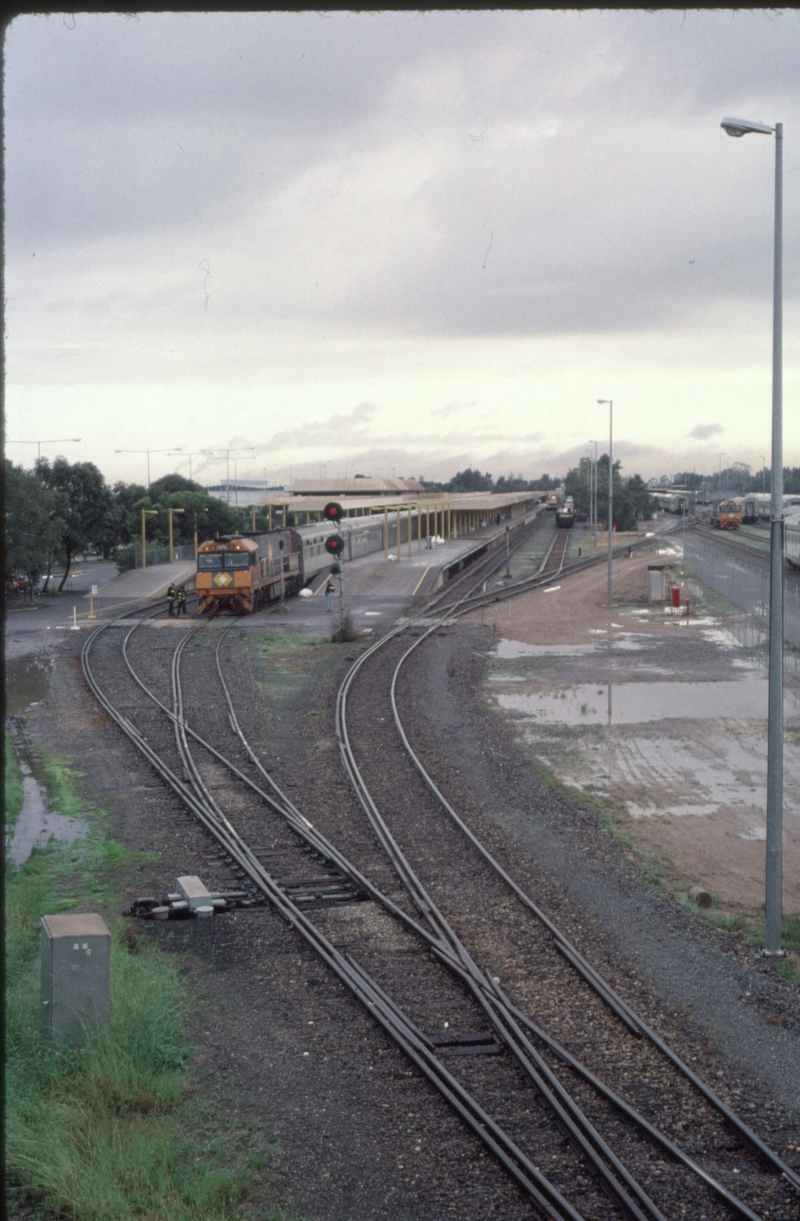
41 913 111 1047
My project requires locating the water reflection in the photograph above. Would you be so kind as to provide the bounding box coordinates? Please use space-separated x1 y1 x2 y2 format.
496 676 781 725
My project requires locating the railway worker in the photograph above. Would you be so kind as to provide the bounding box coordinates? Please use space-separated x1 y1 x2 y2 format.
325 576 336 612
176 587 187 616
166 583 177 616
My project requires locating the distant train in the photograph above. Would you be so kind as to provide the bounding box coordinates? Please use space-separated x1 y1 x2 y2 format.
555 498 575 529
545 492 563 512
652 490 692 515
710 500 743 531
196 514 388 615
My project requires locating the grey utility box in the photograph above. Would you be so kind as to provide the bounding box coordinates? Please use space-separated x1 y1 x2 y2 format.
647 563 674 603
41 913 111 1048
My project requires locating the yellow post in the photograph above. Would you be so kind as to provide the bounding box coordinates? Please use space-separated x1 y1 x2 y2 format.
417 505 421 553
407 507 412 557
251 505 256 531
141 509 157 569
167 508 185 564
384 506 388 565
268 504 273 530
396 508 401 560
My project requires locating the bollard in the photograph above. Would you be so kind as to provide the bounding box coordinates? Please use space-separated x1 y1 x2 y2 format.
41 914 111 1047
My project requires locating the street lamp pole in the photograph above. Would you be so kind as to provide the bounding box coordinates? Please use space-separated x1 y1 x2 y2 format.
115 447 180 488
597 400 613 606
9 438 81 462
721 115 784 953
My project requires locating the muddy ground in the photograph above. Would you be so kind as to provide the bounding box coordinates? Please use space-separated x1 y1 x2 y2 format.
6 551 800 1219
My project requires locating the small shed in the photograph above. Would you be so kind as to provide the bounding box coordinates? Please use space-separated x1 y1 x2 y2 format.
647 561 675 603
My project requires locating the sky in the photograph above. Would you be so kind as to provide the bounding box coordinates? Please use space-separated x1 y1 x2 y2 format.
4 9 800 489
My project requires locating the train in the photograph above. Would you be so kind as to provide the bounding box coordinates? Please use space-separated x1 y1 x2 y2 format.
655 492 692 515
710 500 743 531
545 492 563 512
195 513 394 615
555 497 575 529
785 509 800 569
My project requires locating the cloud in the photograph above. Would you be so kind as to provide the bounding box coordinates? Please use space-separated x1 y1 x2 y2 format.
258 400 377 453
431 399 476 420
689 423 724 440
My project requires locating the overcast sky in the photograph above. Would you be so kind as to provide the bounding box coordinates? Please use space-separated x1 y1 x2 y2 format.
4 9 800 488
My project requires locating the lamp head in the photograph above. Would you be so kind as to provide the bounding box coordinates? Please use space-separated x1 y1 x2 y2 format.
721 116 773 138
597 399 611 405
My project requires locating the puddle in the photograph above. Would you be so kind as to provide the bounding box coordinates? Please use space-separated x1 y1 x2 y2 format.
5 653 52 716
493 676 794 725
494 636 649 659
6 747 89 868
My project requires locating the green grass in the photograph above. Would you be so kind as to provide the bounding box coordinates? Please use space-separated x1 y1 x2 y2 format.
4 749 291 1221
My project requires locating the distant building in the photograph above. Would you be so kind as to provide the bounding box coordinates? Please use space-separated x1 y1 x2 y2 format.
204 479 285 506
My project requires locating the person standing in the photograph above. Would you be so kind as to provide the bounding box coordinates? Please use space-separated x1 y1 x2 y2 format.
325 577 336 612
176 587 187 616
166 583 177 616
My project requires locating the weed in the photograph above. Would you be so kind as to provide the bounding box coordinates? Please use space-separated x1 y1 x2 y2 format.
331 611 359 643
5 753 285 1221
5 731 24 836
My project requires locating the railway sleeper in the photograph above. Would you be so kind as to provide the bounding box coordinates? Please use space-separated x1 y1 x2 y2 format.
432 1032 504 1056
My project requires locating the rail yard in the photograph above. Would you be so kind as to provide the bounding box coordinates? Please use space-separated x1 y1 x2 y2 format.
8 513 800 1221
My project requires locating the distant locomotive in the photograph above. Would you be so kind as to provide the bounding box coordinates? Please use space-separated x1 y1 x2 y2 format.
555 500 575 529
710 500 743 531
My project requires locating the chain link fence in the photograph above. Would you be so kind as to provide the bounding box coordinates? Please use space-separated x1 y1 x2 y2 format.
116 543 196 572
684 531 800 649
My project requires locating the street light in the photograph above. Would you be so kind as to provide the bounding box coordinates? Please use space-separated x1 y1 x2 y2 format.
597 400 613 606
9 438 81 461
719 452 725 496
115 447 181 488
721 114 784 953
140 509 158 569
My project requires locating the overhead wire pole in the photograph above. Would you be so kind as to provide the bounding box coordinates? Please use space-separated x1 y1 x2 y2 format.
721 115 784 954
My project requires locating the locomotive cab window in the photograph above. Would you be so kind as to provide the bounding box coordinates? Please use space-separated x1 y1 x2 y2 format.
198 554 223 570
225 552 252 569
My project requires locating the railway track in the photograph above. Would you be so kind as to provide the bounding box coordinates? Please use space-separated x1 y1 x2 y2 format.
78 534 799 1218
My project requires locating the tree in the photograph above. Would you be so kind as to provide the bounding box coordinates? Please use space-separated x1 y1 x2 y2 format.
564 455 653 531
4 460 58 599
445 468 494 493
36 458 116 588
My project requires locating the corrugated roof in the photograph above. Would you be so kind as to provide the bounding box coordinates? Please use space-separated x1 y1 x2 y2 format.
288 477 424 494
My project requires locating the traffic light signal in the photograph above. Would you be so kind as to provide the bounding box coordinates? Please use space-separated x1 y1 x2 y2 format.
323 501 344 523
329 563 341 575
325 535 345 556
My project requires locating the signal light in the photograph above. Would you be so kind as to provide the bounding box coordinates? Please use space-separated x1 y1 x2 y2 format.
323 502 343 522
329 563 341 575
325 535 345 556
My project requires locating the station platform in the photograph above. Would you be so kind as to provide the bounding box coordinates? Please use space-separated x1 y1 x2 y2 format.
84 509 544 629
88 560 196 607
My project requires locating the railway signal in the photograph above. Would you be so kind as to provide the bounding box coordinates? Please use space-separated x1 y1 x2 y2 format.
323 502 344 523
325 535 345 556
